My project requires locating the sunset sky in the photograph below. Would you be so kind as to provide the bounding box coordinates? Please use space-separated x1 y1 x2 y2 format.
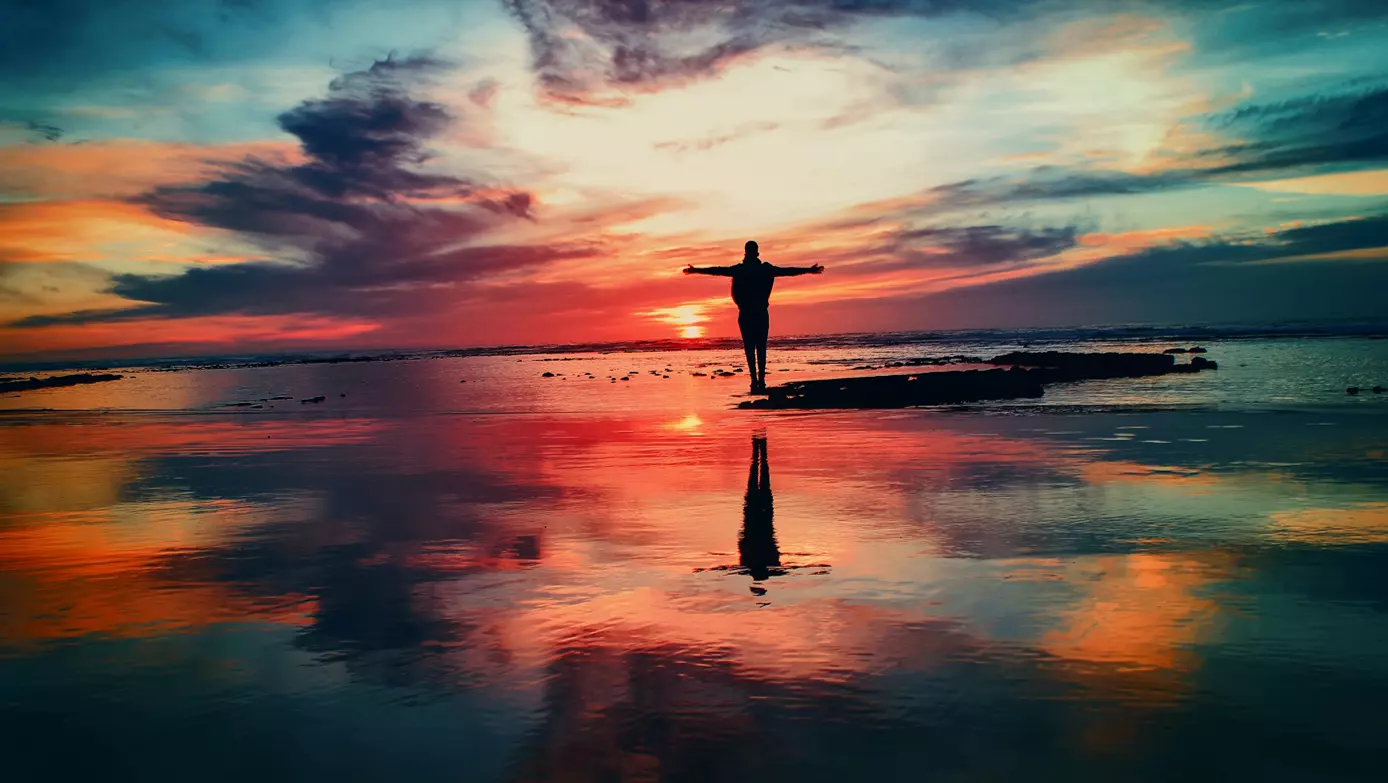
2 0 1387 360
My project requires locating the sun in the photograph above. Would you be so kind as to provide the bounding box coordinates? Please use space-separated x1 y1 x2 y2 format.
640 304 710 340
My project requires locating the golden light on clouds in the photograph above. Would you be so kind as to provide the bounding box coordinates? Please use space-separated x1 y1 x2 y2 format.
641 303 710 339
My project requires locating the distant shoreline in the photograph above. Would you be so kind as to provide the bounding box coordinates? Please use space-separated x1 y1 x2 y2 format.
3 321 1385 377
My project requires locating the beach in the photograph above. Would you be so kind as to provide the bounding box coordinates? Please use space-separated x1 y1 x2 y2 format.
3 331 1388 781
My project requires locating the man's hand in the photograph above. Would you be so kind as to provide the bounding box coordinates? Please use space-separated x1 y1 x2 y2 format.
683 264 696 275
809 263 824 274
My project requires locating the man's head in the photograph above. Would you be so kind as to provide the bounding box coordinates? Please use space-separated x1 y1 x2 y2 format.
744 240 759 261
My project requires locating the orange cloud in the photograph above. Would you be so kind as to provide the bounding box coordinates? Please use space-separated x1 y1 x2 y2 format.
0 139 301 199
1 314 381 360
0 198 220 265
1237 169 1388 197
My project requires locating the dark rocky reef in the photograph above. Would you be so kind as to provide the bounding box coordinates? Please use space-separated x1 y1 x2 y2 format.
988 350 1216 379
0 372 123 394
739 368 1046 409
739 351 1217 410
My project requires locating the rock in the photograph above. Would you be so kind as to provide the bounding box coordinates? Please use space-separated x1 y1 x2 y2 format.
1347 386 1360 395
300 396 326 404
740 368 1046 410
988 351 1177 379
1374 386 1385 394
1163 347 1188 354
460 379 466 383
541 371 555 377
1189 346 1208 353
692 372 707 377
742 351 1220 410
0 372 123 394
1190 356 1218 370
339 393 346 397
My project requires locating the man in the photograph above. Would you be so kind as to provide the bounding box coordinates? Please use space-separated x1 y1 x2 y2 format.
683 241 823 393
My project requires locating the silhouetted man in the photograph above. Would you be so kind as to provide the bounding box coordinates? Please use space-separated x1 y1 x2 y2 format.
684 241 823 393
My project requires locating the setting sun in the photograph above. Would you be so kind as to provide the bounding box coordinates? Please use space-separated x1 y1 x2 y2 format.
641 304 710 339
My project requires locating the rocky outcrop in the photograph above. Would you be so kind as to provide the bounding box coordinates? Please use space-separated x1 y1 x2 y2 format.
739 351 1218 410
987 351 1180 378
0 373 123 394
739 368 1045 409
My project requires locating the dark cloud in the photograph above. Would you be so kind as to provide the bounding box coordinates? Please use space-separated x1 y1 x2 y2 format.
1096 213 1388 268
927 168 1196 209
500 1 1388 105
7 55 587 329
24 120 64 142
907 84 1388 215
1202 85 1388 176
0 117 65 143
893 224 1081 266
502 0 1030 105
861 213 1388 329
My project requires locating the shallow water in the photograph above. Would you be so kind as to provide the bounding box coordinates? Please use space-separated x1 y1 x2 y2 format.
4 335 1386 415
3 339 1388 781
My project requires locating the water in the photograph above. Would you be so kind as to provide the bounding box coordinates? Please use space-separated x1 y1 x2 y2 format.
4 333 1387 414
2 332 1388 781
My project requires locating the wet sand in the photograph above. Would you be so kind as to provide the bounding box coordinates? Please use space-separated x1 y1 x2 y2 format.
2 344 1388 781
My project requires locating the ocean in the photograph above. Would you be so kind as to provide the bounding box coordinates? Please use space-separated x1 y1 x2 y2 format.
2 325 1387 781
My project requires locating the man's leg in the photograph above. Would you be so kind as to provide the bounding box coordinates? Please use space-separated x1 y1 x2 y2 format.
755 311 769 387
738 311 758 384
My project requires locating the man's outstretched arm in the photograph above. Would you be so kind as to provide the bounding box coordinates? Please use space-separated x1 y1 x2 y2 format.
683 264 738 277
771 263 824 277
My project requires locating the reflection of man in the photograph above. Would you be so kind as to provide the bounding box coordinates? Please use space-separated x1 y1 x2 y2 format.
739 435 782 583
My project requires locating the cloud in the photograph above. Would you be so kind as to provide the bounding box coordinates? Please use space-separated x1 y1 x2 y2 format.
1106 213 1388 267
499 1 1388 106
892 224 1081 267
885 212 1388 328
880 82 1388 219
501 0 1034 105
7 54 585 329
24 120 64 142
1202 85 1388 176
652 121 779 153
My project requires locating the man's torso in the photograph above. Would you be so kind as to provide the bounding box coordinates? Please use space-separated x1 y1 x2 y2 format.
731 262 775 311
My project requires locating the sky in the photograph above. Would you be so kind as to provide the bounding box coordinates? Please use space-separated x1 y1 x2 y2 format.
1 0 1387 360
